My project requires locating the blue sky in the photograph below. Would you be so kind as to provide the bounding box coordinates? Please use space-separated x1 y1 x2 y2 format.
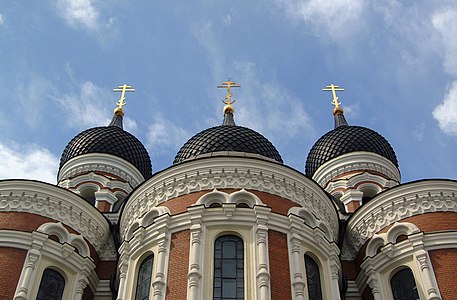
1 0 457 184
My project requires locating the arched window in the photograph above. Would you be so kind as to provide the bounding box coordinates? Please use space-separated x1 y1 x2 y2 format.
37 268 65 300
213 235 244 300
391 268 419 300
135 254 154 300
305 254 322 300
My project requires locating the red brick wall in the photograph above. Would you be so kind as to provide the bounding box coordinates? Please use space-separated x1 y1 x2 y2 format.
159 189 300 216
355 212 457 270
0 212 101 267
166 230 190 300
250 190 300 216
268 230 292 299
429 249 457 300
0 247 27 299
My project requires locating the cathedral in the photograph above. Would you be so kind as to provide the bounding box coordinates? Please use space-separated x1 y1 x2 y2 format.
0 81 455 300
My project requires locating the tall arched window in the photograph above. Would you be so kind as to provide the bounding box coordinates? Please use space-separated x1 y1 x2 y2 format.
213 235 244 300
37 268 65 300
305 254 323 300
135 254 154 300
391 268 419 300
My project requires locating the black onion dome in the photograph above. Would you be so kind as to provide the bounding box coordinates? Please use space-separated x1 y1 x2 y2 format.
306 125 398 177
173 124 283 164
60 125 152 179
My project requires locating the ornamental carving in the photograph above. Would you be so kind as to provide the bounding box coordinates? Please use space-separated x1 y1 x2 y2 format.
0 182 110 253
121 158 338 240
342 186 457 260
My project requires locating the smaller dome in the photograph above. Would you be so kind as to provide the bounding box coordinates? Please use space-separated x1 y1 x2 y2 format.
306 125 398 177
174 121 283 164
59 117 152 179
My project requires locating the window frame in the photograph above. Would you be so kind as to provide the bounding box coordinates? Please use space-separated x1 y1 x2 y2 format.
134 253 155 300
36 267 66 300
304 253 323 300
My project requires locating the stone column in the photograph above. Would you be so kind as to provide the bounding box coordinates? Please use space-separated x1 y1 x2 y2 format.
289 236 305 300
152 236 168 300
415 250 441 300
14 250 41 300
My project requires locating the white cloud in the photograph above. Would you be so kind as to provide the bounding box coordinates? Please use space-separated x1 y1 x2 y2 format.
0 142 58 184
146 117 189 154
232 62 314 142
432 8 457 76
433 81 457 135
55 0 99 30
275 0 366 41
222 14 231 27
0 14 4 25
54 0 117 42
55 81 112 128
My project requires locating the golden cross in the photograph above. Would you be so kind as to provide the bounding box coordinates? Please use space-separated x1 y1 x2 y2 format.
323 84 344 108
217 80 240 105
113 84 135 108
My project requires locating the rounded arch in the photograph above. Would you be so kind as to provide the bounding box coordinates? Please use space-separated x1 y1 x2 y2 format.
386 222 420 244
38 222 70 244
70 236 90 257
78 184 99 205
289 207 318 228
37 267 67 300
366 236 387 257
125 222 140 241
134 252 155 300
230 189 263 207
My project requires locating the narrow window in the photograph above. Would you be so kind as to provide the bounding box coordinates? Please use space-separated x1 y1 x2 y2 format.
37 269 65 300
213 235 244 300
391 268 420 300
135 254 154 300
305 254 323 300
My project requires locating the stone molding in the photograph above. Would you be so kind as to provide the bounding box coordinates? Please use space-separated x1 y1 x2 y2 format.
121 157 338 239
312 152 401 188
0 180 111 253
342 180 457 260
58 153 145 188
0 230 96 300
357 230 453 300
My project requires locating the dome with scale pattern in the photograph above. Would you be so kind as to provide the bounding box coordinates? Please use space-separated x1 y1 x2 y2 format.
173 124 283 164
305 125 398 177
59 125 152 179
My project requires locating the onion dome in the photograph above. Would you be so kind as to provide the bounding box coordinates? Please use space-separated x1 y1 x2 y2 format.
59 99 152 180
305 85 398 178
173 80 283 164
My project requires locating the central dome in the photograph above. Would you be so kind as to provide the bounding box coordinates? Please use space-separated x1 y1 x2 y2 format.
173 122 283 164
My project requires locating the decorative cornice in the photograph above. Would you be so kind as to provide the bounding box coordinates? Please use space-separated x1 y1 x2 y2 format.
0 180 111 253
342 180 457 260
58 153 145 188
59 171 133 194
121 157 338 239
313 152 401 188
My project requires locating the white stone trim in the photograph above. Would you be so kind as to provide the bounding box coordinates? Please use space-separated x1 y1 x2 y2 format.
312 152 401 188
0 229 96 300
342 180 457 260
0 180 111 253
117 213 171 300
357 230 455 300
121 157 338 241
58 153 145 188
59 171 133 195
195 188 264 207
288 214 341 300
37 222 91 257
186 203 273 300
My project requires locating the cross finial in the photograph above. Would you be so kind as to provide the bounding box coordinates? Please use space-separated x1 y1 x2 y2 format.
218 80 240 106
113 84 135 109
323 84 344 108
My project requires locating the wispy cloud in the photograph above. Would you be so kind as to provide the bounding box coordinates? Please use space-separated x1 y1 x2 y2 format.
146 116 189 154
433 81 457 135
232 62 314 142
55 80 112 128
54 0 117 42
0 14 4 25
432 7 457 76
275 0 366 41
0 142 58 184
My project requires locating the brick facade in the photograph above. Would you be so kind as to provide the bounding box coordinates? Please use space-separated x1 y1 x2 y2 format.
166 230 190 300
268 230 292 299
0 247 27 299
430 249 457 300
